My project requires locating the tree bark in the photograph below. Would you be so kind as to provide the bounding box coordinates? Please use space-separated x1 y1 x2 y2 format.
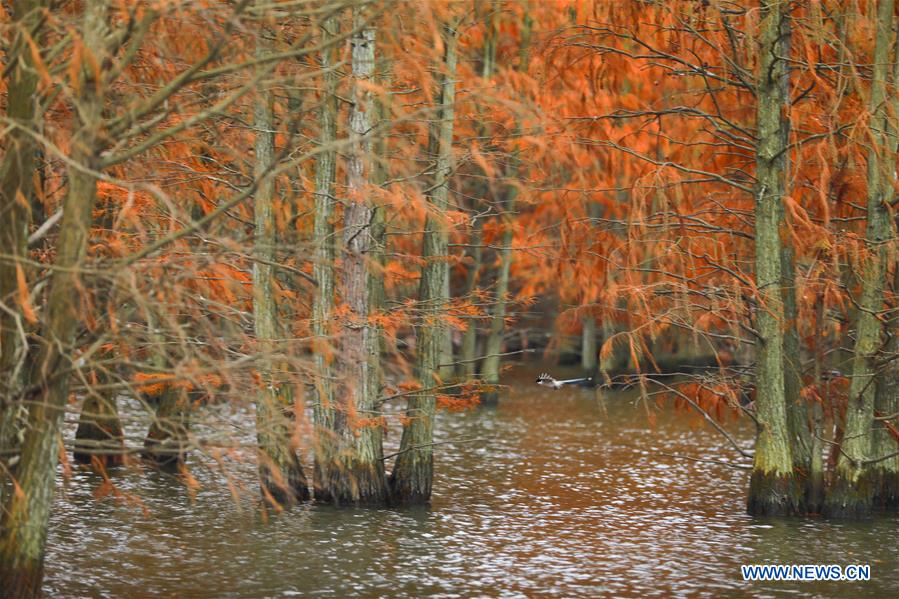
747 0 800 516
389 20 459 505
324 13 388 505
871 27 899 512
0 0 49 508
252 9 309 506
824 0 895 518
0 2 107 593
311 14 340 499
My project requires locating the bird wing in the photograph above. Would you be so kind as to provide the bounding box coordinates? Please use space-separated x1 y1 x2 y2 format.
556 377 591 385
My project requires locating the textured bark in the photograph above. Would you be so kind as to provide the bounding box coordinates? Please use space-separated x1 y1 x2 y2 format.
747 0 800 516
0 0 48 509
824 0 895 519
481 7 531 406
776 11 809 508
0 2 107 593
390 22 459 505
311 14 339 498
324 15 388 506
252 11 309 506
871 25 899 513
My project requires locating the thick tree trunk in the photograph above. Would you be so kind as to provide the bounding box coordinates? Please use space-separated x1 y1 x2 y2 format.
324 15 388 505
870 26 899 513
747 0 800 516
0 2 107 593
0 0 48 508
824 0 895 518
389 22 459 505
311 14 340 499
252 12 308 506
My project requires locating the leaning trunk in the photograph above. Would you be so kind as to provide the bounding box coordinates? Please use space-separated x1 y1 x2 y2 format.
824 0 895 518
0 2 107 592
389 22 459 505
747 0 799 516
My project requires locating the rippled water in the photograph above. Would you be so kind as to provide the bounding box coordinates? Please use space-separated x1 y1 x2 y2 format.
45 366 899 597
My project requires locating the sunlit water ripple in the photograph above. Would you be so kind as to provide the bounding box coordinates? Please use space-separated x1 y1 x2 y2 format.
44 366 899 597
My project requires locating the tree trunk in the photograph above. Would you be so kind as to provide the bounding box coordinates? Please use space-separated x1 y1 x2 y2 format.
0 0 48 508
458 217 484 380
481 7 531 406
457 7 496 382
581 315 598 374
824 0 895 518
324 14 388 505
252 10 308 506
142 387 190 470
871 32 899 511
0 2 107 593
73 371 125 467
389 21 459 505
311 14 340 499
747 0 800 516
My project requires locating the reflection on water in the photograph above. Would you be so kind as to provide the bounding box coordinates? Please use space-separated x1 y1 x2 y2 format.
45 366 899 597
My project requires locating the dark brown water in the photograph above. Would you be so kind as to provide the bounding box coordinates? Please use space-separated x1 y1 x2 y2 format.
45 366 899 597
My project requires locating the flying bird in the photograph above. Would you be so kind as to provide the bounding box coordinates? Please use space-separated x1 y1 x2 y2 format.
535 372 594 389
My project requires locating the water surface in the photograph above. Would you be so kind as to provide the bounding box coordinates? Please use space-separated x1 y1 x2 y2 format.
45 366 899 597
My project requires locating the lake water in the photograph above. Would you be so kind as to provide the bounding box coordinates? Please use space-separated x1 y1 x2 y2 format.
44 366 899 597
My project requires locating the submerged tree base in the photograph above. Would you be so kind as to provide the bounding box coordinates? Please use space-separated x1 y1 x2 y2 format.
871 470 899 512
73 395 125 467
822 473 875 519
319 459 388 506
259 460 310 507
0 560 43 599
746 470 801 516
389 454 433 506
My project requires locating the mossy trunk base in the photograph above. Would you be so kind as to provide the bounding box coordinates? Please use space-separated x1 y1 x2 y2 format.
822 473 874 519
746 470 801 516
